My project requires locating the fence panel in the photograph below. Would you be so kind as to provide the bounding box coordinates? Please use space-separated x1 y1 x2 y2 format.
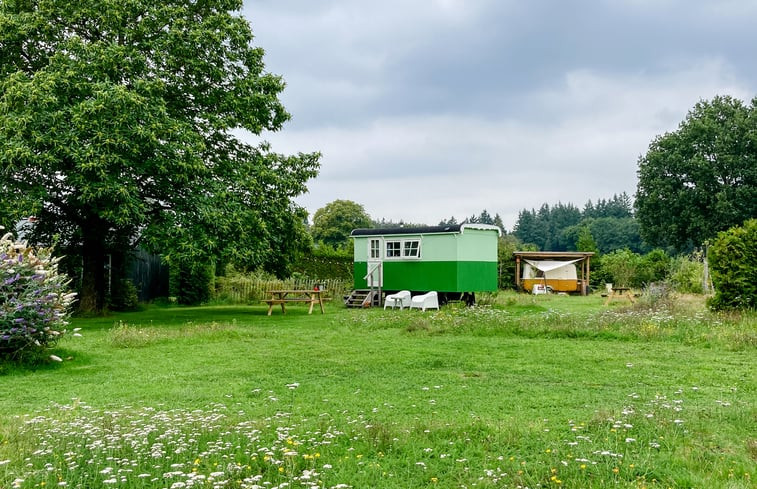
214 277 352 304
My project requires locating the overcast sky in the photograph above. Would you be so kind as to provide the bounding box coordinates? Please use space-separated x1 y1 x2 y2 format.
241 0 756 231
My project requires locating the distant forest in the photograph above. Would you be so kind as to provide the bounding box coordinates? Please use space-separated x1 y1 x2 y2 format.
436 192 648 255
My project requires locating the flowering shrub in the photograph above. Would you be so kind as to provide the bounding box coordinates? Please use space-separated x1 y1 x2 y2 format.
0 231 77 359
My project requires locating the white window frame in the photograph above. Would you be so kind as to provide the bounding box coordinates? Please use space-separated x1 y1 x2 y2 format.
384 238 421 259
369 239 381 259
403 239 420 258
385 240 402 258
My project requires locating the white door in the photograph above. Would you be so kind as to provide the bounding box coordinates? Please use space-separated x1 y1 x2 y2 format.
366 238 383 287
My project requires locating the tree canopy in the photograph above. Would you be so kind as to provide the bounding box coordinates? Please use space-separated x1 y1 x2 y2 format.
635 95 757 250
0 0 320 311
311 200 372 249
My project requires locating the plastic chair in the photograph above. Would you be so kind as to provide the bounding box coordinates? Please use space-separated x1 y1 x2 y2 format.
384 290 411 310
409 291 439 311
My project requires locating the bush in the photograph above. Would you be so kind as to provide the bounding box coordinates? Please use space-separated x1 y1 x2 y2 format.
669 254 705 294
108 278 140 311
0 232 77 359
637 248 671 285
708 219 757 311
599 248 642 288
169 260 214 305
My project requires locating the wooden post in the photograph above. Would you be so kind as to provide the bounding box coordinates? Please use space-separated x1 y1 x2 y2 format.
585 256 591 296
515 255 521 291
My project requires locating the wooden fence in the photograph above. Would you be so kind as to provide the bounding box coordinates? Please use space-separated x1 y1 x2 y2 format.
214 276 352 304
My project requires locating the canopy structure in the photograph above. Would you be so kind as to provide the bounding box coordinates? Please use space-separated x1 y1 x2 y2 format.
513 251 594 296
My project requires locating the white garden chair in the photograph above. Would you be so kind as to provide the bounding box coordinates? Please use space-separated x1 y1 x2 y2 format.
384 290 411 310
409 291 440 311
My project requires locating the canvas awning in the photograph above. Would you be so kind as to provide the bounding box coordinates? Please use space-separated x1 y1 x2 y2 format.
523 258 582 273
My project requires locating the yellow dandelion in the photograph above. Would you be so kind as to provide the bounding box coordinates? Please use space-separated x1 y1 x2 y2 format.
613 467 620 474
278 467 284 473
580 464 587 470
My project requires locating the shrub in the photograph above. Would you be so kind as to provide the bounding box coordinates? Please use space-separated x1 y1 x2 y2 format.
599 248 642 287
169 260 214 305
708 219 757 311
669 254 705 294
638 248 671 285
108 278 140 311
0 232 77 359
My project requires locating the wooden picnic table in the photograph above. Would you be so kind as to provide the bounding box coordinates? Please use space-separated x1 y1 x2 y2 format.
263 289 326 316
604 286 635 305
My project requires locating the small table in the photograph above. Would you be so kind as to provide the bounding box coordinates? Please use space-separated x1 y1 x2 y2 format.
264 290 326 316
604 287 635 305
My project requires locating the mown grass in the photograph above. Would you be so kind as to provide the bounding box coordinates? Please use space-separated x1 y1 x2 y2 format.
0 292 755 488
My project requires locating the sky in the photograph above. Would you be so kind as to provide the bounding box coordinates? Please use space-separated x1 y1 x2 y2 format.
241 0 757 231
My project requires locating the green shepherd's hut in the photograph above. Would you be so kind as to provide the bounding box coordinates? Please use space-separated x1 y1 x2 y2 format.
346 224 501 307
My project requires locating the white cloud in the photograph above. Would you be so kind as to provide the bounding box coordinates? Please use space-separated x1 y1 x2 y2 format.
243 1 757 229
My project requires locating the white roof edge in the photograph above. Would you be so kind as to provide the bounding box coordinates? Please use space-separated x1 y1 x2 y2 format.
460 223 502 236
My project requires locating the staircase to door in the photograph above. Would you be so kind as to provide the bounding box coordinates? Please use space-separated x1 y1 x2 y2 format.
344 289 381 308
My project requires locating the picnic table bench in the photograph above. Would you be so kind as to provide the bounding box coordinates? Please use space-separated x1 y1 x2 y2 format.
263 289 326 316
604 286 636 305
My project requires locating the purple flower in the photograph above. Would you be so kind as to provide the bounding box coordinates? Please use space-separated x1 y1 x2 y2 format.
3 273 20 285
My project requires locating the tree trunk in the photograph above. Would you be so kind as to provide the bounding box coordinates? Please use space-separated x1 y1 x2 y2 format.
78 229 107 314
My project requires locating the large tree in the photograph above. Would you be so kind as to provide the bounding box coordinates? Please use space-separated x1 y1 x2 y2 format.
635 95 756 250
0 0 320 312
311 200 372 249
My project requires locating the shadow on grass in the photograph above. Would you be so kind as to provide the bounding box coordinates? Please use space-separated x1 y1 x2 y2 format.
0 347 91 376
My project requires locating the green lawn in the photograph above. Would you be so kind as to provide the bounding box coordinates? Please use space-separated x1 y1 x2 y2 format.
1 293 755 488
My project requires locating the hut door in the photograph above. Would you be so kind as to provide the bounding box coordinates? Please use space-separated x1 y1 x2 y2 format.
366 238 383 287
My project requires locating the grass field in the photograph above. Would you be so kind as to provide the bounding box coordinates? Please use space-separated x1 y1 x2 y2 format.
1 292 755 488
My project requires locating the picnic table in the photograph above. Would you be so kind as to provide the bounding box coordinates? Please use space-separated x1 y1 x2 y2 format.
263 289 326 316
604 286 636 305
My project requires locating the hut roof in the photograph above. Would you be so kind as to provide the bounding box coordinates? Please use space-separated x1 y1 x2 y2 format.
351 223 501 237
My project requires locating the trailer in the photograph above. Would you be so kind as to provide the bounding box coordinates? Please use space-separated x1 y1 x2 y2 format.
347 224 501 306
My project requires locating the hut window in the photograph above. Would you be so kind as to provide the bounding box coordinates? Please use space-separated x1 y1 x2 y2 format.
369 239 381 259
386 241 401 257
403 240 420 257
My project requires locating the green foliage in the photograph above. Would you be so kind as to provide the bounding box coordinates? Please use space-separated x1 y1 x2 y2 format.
599 249 642 288
708 219 757 311
0 231 76 360
497 233 527 289
638 248 672 285
636 95 757 250
575 225 599 254
292 246 353 280
0 0 320 312
669 254 705 294
107 278 140 312
311 200 372 248
514 195 644 253
169 261 214 306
